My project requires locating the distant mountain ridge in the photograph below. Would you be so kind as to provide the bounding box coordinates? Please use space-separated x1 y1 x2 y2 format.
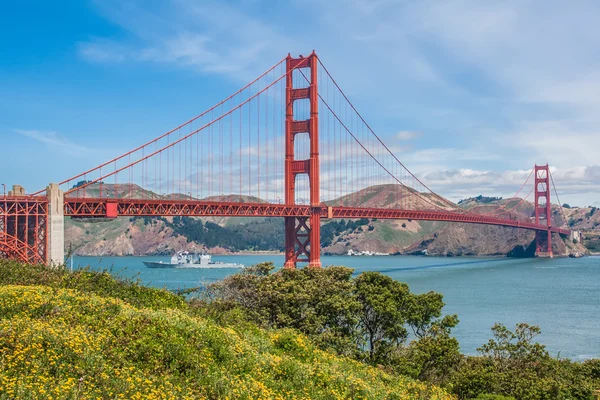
65 183 591 257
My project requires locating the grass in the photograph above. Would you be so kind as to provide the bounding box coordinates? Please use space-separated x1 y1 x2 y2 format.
0 260 453 399
359 190 379 204
66 217 133 246
376 223 412 243
0 261 185 310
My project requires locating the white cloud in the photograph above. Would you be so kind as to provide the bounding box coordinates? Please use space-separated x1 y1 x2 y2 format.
78 40 126 63
405 148 501 167
395 131 421 141
76 0 600 205
15 130 91 155
415 165 600 206
499 120 600 168
80 0 293 81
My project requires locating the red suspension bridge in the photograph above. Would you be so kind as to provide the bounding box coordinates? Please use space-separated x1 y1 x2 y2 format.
1 52 571 267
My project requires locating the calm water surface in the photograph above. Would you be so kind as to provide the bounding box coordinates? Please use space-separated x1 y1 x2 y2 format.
73 254 600 359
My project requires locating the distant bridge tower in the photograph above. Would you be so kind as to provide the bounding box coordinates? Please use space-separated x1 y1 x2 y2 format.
284 52 321 268
534 164 553 257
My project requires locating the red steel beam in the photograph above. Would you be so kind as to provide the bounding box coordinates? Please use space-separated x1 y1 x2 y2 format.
329 206 571 235
63 198 571 235
0 231 45 265
65 199 315 218
0 196 48 264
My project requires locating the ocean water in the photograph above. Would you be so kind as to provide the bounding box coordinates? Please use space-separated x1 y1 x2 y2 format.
72 254 600 359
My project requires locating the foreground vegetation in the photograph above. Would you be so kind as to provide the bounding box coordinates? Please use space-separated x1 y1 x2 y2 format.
0 260 451 399
1 260 598 399
199 263 600 399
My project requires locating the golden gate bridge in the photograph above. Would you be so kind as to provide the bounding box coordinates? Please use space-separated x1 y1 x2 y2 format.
0 52 571 267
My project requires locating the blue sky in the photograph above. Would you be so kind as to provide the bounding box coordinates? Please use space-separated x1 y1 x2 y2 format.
2 0 600 206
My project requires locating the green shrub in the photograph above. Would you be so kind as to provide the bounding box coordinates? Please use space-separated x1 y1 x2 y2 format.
449 323 600 399
204 264 461 383
0 259 185 310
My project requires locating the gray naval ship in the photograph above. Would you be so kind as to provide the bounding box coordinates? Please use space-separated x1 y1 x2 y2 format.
143 251 244 269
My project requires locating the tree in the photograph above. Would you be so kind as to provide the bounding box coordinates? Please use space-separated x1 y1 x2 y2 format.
72 180 102 189
206 264 361 356
477 323 548 364
203 266 461 380
448 323 597 400
404 329 460 385
407 291 458 338
354 272 411 361
385 291 460 384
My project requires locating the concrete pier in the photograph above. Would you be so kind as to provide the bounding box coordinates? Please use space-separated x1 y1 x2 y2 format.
46 183 64 266
7 185 25 197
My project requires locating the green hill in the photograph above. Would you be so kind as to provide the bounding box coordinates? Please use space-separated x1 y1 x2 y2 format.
0 260 452 399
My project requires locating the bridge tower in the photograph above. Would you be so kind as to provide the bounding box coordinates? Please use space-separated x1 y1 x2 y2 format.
284 52 321 268
534 164 553 257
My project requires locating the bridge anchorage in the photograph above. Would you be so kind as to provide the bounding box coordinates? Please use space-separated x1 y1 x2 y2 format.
1 51 571 266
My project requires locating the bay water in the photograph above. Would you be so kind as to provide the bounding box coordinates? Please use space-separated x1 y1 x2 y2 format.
73 254 600 360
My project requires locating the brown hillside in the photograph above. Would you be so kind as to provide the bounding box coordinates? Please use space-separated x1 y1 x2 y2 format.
64 184 589 257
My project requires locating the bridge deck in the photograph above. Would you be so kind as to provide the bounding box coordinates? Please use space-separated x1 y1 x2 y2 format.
63 198 570 235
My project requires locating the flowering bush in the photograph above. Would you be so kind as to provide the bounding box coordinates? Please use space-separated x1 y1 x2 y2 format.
0 260 454 399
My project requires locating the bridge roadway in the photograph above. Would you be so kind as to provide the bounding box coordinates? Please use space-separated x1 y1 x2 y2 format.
64 198 571 236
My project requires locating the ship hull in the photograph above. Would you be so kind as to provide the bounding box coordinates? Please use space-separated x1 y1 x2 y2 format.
143 261 176 268
143 261 244 269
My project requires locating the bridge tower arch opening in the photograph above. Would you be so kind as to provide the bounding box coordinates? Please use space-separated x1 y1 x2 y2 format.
284 52 321 268
534 164 553 257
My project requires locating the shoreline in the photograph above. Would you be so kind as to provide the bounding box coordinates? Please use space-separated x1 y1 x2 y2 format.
74 253 519 258
72 250 587 258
